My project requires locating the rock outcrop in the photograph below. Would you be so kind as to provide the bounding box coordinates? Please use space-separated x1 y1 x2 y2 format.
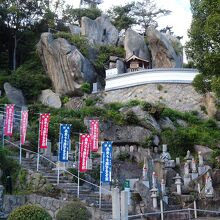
4 82 26 106
146 27 183 68
124 29 150 61
38 89 62 109
37 33 97 96
81 15 119 46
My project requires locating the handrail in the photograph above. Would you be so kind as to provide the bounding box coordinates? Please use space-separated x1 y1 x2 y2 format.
5 139 111 193
128 208 220 218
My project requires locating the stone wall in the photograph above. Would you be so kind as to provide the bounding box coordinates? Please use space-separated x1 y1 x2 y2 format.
3 195 67 219
104 83 204 115
3 194 112 220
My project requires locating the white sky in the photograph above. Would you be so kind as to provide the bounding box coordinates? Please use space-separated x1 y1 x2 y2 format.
67 0 192 46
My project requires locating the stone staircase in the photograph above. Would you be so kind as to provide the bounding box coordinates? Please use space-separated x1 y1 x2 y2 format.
19 157 112 213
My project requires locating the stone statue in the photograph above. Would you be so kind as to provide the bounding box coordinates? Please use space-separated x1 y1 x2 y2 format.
160 144 171 162
184 150 193 161
184 162 190 177
198 151 204 166
191 157 197 173
205 173 214 198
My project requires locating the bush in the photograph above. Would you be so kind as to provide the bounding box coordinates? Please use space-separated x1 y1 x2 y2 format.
53 32 89 57
9 53 51 102
81 83 91 94
8 204 52 220
192 73 211 94
211 76 220 97
56 201 90 220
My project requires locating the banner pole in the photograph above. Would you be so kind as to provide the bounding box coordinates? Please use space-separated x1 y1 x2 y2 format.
77 136 80 198
2 105 5 148
19 110 22 165
99 142 102 209
57 124 61 185
37 114 41 172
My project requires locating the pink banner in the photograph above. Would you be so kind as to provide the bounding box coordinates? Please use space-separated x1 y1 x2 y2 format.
20 111 28 145
90 120 99 152
39 113 50 149
4 104 15 136
79 134 90 172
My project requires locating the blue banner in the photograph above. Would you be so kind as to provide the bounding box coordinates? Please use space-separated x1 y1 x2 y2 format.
101 141 112 183
59 124 71 162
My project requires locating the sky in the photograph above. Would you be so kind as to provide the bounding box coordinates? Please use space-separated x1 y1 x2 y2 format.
67 0 192 46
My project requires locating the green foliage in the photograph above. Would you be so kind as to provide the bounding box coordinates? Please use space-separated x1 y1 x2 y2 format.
0 148 20 193
61 95 70 105
9 53 51 102
0 96 9 105
81 83 91 94
186 0 220 95
0 70 10 91
53 32 89 57
104 102 124 111
161 108 199 124
142 136 154 148
157 84 163 91
211 77 220 97
126 99 143 107
56 201 90 220
123 111 140 125
8 204 52 220
88 165 100 182
192 73 211 94
107 3 136 30
84 97 97 106
63 6 102 25
93 45 125 72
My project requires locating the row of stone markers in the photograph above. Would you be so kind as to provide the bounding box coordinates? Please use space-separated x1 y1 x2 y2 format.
141 144 214 209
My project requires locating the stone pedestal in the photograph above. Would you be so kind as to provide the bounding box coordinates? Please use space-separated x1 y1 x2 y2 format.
121 190 128 220
150 187 158 209
112 188 120 220
173 174 182 195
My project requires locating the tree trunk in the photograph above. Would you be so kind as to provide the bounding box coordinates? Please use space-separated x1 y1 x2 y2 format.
13 35 17 71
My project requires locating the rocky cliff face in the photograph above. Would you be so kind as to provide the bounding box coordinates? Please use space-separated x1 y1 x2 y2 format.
124 29 150 61
81 15 119 46
146 27 183 68
37 33 97 96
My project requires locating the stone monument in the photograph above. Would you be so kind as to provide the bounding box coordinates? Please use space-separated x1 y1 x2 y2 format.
204 173 214 198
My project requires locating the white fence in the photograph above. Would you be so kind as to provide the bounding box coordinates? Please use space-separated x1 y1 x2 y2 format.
105 68 199 91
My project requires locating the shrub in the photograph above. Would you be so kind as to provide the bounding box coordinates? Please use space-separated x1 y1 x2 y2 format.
211 76 220 97
81 83 91 94
8 204 52 220
192 73 211 94
9 53 51 102
53 32 89 57
56 201 90 220
84 97 97 106
117 152 130 161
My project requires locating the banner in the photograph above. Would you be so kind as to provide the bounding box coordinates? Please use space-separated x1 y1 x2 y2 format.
90 120 99 152
101 141 112 183
20 110 28 144
79 134 90 172
59 124 71 162
39 113 50 149
4 104 15 136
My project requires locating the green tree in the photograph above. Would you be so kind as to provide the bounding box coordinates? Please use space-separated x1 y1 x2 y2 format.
186 0 220 94
63 6 102 25
133 0 171 32
107 3 136 30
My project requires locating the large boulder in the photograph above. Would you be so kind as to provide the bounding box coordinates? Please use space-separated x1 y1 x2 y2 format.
81 15 119 46
146 27 183 68
37 33 97 96
120 106 161 132
124 29 150 61
38 89 62 109
4 82 26 107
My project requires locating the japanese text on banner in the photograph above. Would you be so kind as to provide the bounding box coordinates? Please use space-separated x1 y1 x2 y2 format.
101 141 112 183
79 134 90 172
39 113 50 149
90 120 99 152
4 104 15 136
20 111 28 145
59 124 71 162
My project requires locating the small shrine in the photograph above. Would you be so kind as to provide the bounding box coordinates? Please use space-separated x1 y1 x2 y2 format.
125 54 150 72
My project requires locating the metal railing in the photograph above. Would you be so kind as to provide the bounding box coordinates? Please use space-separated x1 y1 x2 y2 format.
128 207 220 219
4 139 111 194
